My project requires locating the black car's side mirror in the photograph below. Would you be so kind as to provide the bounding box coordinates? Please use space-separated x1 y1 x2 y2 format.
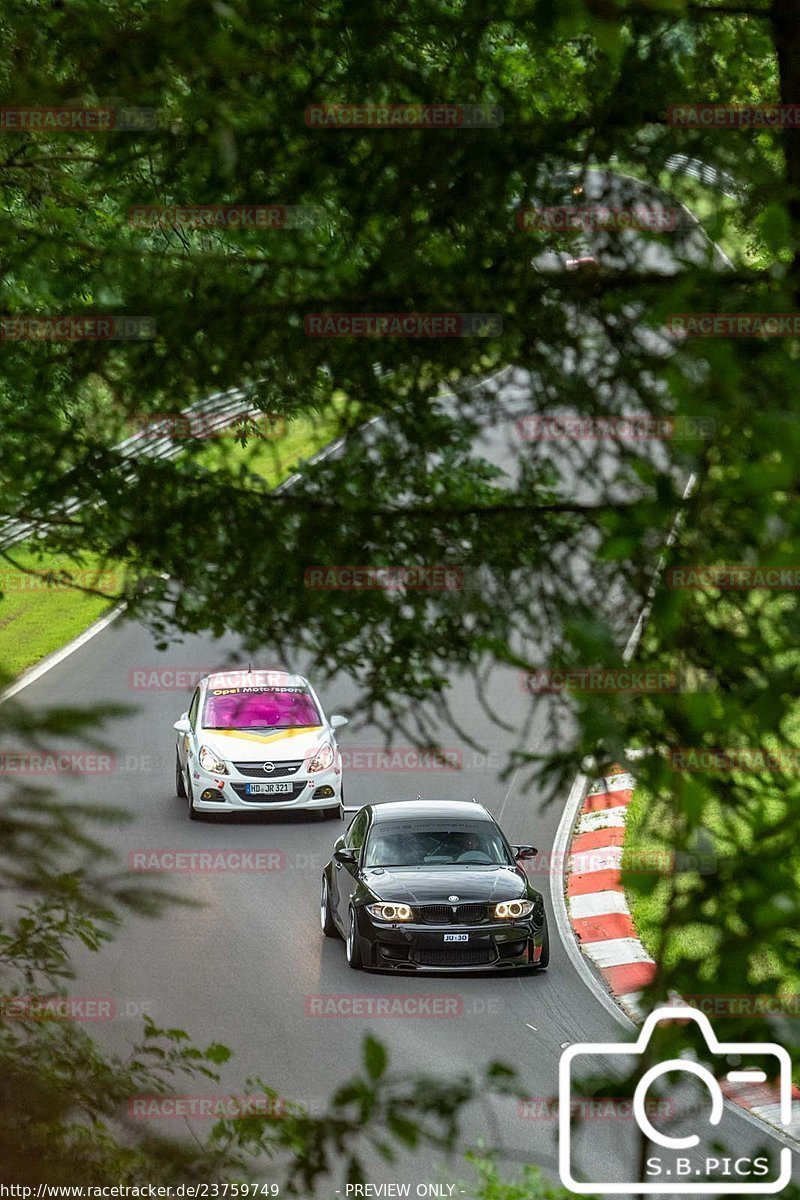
513 845 538 859
334 847 359 866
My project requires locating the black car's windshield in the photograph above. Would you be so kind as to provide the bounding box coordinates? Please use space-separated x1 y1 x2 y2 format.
363 821 514 868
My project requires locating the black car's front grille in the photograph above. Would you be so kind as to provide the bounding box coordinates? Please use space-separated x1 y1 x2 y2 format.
419 904 489 925
419 905 453 925
415 947 495 967
456 903 489 924
231 781 307 802
232 759 304 778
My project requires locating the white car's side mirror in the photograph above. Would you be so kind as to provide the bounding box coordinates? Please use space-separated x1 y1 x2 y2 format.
330 714 348 729
173 717 191 734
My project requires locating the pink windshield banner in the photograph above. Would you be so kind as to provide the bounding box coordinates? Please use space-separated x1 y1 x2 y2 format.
202 688 321 729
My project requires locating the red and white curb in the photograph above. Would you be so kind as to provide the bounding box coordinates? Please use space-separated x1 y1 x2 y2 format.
567 771 654 1005
564 767 800 1144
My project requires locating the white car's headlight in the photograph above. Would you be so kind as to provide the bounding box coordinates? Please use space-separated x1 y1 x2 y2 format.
493 899 534 920
308 742 334 773
199 745 228 775
366 903 414 922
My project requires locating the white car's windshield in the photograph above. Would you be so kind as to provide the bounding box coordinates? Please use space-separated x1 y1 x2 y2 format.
202 686 321 730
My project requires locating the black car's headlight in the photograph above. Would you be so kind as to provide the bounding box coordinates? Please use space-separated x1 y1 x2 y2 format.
493 899 535 920
366 903 414 922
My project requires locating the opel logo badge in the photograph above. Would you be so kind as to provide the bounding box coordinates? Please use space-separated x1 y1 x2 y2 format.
448 894 459 902
263 762 275 773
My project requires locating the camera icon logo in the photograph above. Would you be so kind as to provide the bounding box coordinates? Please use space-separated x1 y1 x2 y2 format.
559 1005 793 1194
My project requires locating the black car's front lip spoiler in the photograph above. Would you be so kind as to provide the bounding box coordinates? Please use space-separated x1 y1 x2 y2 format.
363 918 537 937
354 916 544 971
364 912 537 924
363 956 536 972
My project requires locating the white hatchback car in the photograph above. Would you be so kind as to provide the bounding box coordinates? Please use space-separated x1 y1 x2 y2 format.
174 669 347 820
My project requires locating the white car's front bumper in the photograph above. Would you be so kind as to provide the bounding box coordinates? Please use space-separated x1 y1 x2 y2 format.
188 762 342 812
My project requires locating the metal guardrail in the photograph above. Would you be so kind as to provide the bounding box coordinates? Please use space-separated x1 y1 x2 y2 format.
664 154 741 198
0 385 262 551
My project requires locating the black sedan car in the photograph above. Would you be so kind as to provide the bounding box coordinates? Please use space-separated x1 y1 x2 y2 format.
320 799 549 972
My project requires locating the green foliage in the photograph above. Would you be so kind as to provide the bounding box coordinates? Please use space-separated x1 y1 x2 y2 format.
458 1151 590 1199
216 1053 520 1193
2 0 800 1189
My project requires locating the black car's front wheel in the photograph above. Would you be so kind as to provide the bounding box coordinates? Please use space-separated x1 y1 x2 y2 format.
320 875 339 938
346 905 363 969
535 915 550 970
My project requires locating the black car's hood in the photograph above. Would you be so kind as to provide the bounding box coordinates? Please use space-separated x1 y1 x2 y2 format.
359 865 529 904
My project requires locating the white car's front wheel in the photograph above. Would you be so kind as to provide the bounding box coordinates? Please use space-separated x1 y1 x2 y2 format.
187 776 199 821
175 751 187 799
